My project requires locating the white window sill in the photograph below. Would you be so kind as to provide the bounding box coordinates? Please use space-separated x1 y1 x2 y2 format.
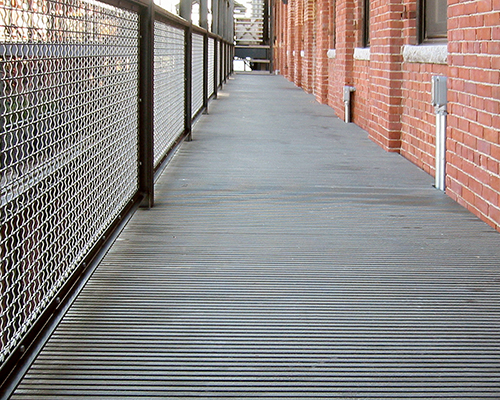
403 44 448 65
354 47 370 61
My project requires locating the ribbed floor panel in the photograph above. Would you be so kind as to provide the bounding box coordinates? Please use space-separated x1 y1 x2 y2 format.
12 74 500 399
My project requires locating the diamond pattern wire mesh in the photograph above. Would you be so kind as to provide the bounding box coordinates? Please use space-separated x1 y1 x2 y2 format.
191 32 204 119
208 38 215 98
0 0 139 365
153 20 185 168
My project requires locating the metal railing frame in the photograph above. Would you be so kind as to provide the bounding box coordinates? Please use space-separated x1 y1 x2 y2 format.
0 0 233 396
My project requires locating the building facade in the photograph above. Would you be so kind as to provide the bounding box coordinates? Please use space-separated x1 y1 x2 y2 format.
273 0 500 232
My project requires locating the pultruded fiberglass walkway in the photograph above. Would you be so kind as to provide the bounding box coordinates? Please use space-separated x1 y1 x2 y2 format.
12 74 500 399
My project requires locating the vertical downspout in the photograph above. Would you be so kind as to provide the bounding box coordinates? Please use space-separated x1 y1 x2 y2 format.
343 85 355 123
432 76 448 191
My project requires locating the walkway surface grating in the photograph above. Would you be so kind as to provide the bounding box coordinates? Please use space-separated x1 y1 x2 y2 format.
11 74 500 399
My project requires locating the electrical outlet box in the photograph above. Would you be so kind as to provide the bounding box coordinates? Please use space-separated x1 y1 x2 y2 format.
431 76 447 107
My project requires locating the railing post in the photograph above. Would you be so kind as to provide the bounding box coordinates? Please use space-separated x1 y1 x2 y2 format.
201 0 209 112
185 26 193 141
180 0 192 141
225 42 228 81
221 0 226 41
200 0 208 30
214 38 218 99
212 0 219 36
139 0 155 208
203 33 209 113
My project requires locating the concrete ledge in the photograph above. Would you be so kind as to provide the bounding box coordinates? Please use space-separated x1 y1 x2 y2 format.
327 49 336 59
354 47 370 61
403 44 448 65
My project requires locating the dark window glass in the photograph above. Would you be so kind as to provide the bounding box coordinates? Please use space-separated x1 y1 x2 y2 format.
419 0 447 42
331 0 336 49
362 0 370 47
426 0 447 38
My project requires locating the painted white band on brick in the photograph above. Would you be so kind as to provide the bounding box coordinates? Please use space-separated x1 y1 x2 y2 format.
354 47 370 61
403 44 448 65
327 49 336 59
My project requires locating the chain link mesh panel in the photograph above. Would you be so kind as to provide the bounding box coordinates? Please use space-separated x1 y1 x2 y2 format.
0 0 140 365
153 20 185 168
208 37 214 98
191 32 203 119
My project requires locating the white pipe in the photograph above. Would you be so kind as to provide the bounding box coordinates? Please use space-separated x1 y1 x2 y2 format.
344 101 350 123
432 76 447 191
343 86 355 123
435 107 447 191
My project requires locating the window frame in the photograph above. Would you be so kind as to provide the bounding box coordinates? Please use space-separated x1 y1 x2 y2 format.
362 0 370 47
331 0 336 49
417 0 447 43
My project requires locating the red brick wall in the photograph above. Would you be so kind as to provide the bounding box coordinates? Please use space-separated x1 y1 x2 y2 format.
446 0 500 230
350 0 371 132
302 0 315 93
313 0 330 103
352 59 371 131
294 0 303 86
272 0 500 231
400 63 448 176
367 0 404 151
399 0 444 175
328 0 355 118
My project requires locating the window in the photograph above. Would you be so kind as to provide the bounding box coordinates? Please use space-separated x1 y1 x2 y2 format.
362 0 370 47
331 0 336 49
418 0 447 42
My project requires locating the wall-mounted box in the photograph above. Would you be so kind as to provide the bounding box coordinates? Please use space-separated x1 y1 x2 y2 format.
431 76 447 107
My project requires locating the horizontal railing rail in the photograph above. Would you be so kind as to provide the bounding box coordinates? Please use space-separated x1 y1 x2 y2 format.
0 0 233 394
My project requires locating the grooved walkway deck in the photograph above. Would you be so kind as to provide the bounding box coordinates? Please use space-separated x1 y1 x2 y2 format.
12 74 500 399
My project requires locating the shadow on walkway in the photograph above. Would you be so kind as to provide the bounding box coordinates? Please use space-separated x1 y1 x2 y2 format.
12 74 500 399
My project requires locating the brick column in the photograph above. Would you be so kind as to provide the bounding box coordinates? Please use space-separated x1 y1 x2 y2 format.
367 0 404 151
314 0 330 104
329 0 355 118
287 0 296 81
293 0 303 87
273 1 283 73
302 0 315 93
446 0 500 230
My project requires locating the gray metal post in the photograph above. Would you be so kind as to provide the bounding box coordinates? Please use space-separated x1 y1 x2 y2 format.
180 0 191 22
220 0 225 40
229 0 234 42
179 0 192 141
203 33 209 112
212 0 219 35
224 0 229 40
184 25 193 141
213 38 218 98
432 76 448 191
138 0 155 208
200 0 208 29
222 0 227 40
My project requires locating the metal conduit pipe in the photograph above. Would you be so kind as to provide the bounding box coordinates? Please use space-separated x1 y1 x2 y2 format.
431 76 448 191
343 85 356 123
